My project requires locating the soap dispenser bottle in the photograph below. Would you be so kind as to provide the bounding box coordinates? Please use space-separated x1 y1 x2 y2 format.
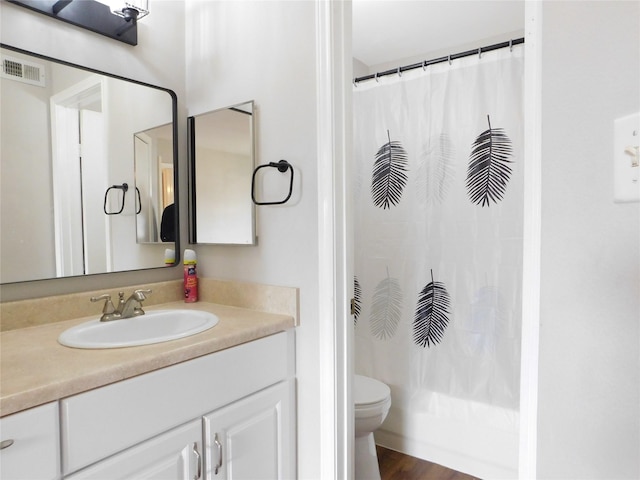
183 249 198 303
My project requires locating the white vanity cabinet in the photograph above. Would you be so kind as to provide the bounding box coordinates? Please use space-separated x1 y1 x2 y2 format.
0 402 60 480
59 331 295 479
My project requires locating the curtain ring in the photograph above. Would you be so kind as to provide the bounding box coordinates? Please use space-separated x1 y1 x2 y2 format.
448 55 452 65
397 67 402 77
478 48 482 59
509 39 513 52
375 72 379 82
353 79 358 88
422 60 427 71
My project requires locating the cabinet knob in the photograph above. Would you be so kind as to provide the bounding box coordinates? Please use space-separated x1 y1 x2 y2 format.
0 439 14 450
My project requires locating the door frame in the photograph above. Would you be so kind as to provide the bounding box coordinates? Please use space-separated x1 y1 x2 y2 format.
519 2 542 478
316 0 353 478
50 74 111 277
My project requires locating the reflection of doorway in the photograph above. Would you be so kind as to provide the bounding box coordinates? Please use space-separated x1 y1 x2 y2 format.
134 124 173 243
133 132 158 243
50 75 111 276
161 167 174 208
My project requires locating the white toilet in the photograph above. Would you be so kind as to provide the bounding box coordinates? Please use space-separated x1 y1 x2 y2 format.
354 374 392 480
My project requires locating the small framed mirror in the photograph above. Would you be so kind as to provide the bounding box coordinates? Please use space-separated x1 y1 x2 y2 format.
188 101 256 245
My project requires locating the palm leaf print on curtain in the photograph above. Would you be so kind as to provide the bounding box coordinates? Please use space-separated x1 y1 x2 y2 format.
414 270 451 347
371 130 409 209
353 276 362 325
467 285 505 355
370 269 403 340
417 133 456 206
466 115 513 207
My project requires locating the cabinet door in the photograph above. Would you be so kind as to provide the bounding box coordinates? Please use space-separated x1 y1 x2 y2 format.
203 380 295 480
0 402 60 480
65 420 202 480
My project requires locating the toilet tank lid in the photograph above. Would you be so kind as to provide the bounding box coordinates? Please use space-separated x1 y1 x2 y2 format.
354 375 390 405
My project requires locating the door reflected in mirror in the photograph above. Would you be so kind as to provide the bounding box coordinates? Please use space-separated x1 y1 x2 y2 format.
134 124 175 244
0 44 178 284
189 101 256 245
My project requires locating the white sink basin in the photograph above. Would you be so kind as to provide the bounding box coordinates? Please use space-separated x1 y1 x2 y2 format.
58 309 219 349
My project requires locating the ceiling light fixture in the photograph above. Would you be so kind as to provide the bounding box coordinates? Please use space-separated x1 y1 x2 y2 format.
100 0 149 22
8 0 150 46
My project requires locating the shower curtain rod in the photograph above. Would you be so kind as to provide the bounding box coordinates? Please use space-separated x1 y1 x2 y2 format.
353 37 525 84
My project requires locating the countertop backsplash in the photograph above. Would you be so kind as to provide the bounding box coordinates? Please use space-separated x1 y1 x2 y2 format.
0 278 299 332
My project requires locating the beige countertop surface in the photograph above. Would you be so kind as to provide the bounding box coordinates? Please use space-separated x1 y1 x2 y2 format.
0 301 295 417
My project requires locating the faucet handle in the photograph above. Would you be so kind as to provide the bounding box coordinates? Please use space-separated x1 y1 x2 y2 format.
90 294 115 314
133 289 152 301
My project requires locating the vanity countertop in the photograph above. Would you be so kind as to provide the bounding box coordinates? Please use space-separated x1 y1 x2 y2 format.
0 301 295 417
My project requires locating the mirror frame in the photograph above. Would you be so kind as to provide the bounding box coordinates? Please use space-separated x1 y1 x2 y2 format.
0 43 180 283
187 100 257 245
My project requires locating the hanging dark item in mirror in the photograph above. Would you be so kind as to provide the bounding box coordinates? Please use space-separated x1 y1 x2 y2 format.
160 203 176 242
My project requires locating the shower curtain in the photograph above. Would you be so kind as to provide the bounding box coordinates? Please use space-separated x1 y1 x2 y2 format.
353 46 524 478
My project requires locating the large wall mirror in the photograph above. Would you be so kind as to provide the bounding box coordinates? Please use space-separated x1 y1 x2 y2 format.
0 44 179 284
188 101 256 245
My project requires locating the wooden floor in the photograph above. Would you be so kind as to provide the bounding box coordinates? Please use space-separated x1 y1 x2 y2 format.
377 446 478 480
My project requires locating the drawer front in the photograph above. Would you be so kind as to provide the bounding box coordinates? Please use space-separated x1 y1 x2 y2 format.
0 402 60 480
61 331 292 475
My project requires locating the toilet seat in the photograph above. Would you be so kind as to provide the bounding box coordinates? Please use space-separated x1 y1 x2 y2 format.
354 375 390 408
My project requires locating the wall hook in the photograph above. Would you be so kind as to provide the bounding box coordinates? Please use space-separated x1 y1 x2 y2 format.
251 160 294 205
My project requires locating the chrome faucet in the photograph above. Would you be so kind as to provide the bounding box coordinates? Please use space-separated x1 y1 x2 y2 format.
91 289 152 322
120 289 152 318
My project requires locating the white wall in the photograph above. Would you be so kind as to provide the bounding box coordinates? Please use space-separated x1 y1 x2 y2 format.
0 52 56 283
184 1 323 477
537 2 640 478
0 0 186 300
